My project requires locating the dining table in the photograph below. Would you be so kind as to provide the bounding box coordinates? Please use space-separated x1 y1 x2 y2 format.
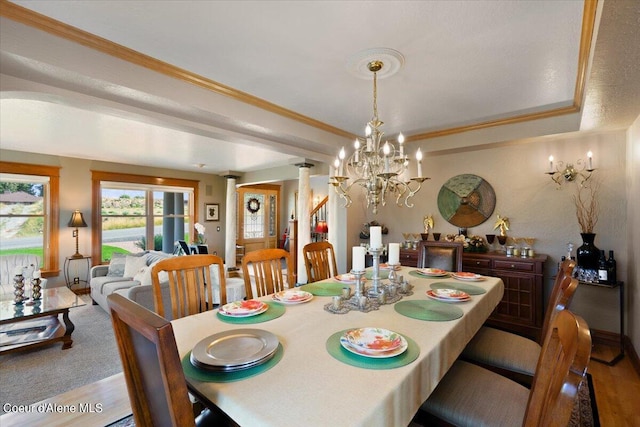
171 266 504 427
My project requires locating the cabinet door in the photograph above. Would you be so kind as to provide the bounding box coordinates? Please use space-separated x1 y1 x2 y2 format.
487 271 542 341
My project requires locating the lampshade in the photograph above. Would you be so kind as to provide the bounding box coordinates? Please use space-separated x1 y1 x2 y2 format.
68 210 88 228
315 220 328 234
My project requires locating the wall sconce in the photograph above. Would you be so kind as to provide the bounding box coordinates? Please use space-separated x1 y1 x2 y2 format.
546 151 595 187
68 210 88 259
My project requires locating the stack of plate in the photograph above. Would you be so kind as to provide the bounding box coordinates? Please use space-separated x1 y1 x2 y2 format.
334 274 366 284
415 268 448 277
272 290 313 304
339 327 408 359
190 329 279 372
426 288 471 302
451 272 485 282
218 300 268 317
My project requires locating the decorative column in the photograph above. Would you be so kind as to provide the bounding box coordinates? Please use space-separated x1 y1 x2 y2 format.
224 174 240 272
327 164 346 272
296 162 314 284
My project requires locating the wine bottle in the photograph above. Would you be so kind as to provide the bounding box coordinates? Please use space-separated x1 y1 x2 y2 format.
598 250 608 283
607 250 617 284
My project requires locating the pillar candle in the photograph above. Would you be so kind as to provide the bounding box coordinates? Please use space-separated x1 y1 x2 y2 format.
370 226 382 249
388 243 400 265
352 246 366 271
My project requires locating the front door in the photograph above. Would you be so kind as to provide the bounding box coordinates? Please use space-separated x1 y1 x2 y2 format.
237 185 280 254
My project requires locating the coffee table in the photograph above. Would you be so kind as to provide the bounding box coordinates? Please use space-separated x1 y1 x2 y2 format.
0 287 85 355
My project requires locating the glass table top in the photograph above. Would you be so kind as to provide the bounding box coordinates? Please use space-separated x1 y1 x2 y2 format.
1 287 85 322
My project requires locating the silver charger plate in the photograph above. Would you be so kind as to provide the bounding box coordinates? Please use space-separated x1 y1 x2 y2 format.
190 328 279 371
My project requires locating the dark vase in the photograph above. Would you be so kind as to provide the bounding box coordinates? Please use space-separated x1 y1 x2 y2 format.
576 233 599 270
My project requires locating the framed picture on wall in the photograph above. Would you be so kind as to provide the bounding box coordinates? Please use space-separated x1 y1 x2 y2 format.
205 203 219 221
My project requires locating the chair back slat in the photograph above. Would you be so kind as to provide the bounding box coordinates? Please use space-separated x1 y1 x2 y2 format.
242 248 293 299
540 258 577 343
151 254 226 320
523 309 591 426
303 241 338 283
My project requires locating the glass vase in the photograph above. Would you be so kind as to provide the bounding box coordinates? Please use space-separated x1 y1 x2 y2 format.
576 233 599 271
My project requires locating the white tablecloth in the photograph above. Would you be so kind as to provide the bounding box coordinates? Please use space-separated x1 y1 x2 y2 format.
172 267 504 427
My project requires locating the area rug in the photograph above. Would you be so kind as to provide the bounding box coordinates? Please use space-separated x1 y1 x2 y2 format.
0 295 122 415
569 373 600 427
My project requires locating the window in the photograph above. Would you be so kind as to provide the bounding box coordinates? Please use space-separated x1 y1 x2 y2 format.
92 171 199 262
0 161 60 275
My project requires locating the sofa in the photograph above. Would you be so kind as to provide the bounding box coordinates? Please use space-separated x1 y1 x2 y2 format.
90 251 245 319
0 254 48 299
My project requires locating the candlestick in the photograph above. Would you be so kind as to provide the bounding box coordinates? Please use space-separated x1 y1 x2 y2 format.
398 133 404 156
587 151 593 170
416 148 423 177
548 155 554 173
388 243 400 265
352 246 366 272
370 226 382 249
338 147 346 176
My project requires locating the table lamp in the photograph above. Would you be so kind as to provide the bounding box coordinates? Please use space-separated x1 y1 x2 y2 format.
68 210 88 259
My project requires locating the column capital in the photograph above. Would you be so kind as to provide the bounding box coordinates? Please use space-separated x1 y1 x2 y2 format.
295 162 314 169
220 170 242 179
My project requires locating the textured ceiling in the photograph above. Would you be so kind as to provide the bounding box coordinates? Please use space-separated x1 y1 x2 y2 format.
1 0 639 174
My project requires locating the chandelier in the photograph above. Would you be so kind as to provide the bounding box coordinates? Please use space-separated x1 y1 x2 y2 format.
330 59 428 214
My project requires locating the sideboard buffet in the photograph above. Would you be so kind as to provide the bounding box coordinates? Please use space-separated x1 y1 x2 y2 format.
400 248 547 341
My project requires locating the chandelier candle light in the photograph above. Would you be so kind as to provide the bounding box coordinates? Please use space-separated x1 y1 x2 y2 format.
331 58 429 214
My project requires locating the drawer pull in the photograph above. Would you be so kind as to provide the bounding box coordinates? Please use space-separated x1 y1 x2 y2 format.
511 264 515 268
476 261 480 265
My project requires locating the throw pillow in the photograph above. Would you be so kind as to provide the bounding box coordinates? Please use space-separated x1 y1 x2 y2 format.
123 254 149 278
106 253 127 277
133 266 149 285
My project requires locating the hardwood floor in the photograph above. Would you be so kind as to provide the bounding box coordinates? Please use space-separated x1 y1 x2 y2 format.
588 343 640 426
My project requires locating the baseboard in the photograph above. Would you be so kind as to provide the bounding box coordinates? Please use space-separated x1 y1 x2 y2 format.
590 328 640 375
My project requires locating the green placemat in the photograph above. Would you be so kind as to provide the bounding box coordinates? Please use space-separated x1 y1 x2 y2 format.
182 343 284 382
216 301 285 324
409 270 450 279
326 329 419 369
394 300 463 321
365 269 390 279
430 281 486 295
299 282 345 296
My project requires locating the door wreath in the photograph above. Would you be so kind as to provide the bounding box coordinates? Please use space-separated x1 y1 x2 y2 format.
247 197 261 214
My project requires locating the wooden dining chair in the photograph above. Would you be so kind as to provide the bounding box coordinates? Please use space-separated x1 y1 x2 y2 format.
107 293 232 427
241 248 293 299
460 258 578 386
151 254 227 320
418 309 591 427
302 241 338 283
416 241 463 272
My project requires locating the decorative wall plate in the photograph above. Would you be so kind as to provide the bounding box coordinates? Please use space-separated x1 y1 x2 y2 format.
437 174 496 228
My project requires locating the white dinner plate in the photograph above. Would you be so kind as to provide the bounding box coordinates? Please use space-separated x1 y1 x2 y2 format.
426 290 470 302
340 330 408 359
273 290 313 304
451 272 485 282
415 268 448 277
335 274 363 284
219 300 268 317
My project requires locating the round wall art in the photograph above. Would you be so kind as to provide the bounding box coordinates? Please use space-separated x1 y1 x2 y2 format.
437 174 496 228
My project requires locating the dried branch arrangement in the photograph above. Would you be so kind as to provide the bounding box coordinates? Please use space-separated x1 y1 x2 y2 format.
573 179 600 233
